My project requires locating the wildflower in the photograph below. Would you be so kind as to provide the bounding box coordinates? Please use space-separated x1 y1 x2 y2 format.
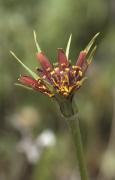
10 32 99 98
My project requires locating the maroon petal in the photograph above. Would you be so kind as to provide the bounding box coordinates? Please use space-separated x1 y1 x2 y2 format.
19 76 37 87
76 50 87 67
36 52 52 71
19 75 53 97
57 49 68 68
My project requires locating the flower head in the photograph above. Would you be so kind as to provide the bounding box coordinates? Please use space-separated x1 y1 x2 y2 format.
11 32 99 98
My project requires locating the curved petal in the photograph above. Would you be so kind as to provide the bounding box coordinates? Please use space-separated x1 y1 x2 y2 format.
19 76 37 87
76 50 87 67
57 49 68 68
36 52 52 71
19 75 54 97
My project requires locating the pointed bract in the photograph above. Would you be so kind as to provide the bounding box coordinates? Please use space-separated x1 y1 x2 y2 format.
84 32 99 53
33 30 41 53
66 34 72 59
10 51 39 80
87 46 97 64
15 83 33 90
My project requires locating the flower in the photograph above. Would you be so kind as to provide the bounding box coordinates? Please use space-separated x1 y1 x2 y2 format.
10 32 99 98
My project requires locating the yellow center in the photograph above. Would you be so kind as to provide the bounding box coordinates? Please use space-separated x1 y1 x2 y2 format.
49 65 83 96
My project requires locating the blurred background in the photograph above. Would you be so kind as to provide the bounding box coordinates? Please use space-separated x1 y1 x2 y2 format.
0 0 115 179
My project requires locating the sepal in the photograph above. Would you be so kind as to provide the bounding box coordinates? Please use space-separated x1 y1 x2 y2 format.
10 51 39 80
84 32 99 53
66 34 72 59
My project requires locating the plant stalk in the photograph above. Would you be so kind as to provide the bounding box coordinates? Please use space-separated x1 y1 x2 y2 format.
56 95 88 180
67 115 88 180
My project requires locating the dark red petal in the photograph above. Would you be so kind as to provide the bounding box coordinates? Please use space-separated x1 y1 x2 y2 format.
57 49 68 67
36 52 52 71
19 75 52 96
76 50 87 67
19 76 37 87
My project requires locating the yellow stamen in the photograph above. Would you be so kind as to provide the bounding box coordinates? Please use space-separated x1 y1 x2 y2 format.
65 68 69 72
78 70 83 77
72 65 81 70
50 70 55 75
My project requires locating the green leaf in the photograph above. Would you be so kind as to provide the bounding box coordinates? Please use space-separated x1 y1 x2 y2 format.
85 32 100 53
87 45 97 64
33 30 41 53
10 51 39 80
15 83 33 91
66 34 72 59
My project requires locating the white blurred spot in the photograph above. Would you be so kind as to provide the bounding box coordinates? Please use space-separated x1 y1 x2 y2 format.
36 130 56 147
17 130 56 164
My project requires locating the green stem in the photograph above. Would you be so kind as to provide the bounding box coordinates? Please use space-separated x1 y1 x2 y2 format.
56 95 88 180
67 115 88 180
